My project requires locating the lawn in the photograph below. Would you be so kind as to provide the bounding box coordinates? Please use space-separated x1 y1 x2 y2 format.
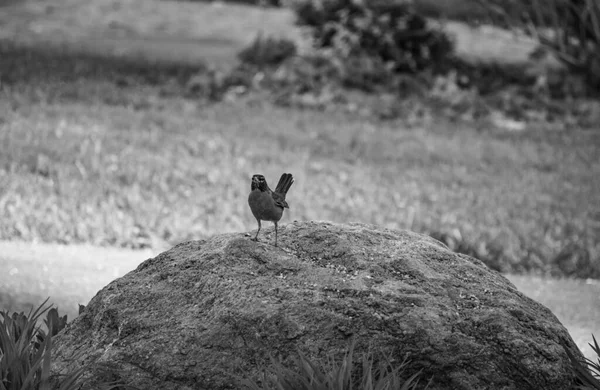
1 39 599 279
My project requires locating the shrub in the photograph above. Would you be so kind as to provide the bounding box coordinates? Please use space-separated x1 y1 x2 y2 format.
0 299 132 390
412 0 490 25
0 299 85 390
241 338 426 389
184 0 283 7
477 0 600 95
294 0 454 76
238 34 298 67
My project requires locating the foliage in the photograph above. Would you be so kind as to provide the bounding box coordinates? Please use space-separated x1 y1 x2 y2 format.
293 0 454 80
477 0 600 95
412 0 490 25
238 34 298 67
1 42 599 280
0 299 85 390
242 339 425 390
0 299 135 390
564 335 600 389
32 308 69 351
172 0 283 7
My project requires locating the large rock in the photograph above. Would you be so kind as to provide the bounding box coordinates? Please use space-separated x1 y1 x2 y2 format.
51 221 581 389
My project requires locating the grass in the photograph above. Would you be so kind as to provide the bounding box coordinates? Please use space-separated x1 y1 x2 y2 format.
0 299 86 390
565 335 600 389
0 0 538 68
0 41 599 279
242 338 425 389
0 0 303 68
0 300 135 390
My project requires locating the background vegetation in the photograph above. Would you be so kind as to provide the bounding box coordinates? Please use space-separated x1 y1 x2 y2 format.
1 0 599 279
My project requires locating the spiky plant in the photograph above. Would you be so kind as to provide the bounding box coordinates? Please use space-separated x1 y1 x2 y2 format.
0 298 87 390
564 334 600 389
241 339 425 390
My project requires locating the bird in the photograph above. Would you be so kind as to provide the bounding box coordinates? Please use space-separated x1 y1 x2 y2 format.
248 173 294 247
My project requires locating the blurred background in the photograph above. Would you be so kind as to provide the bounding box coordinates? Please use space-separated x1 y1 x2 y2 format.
0 0 598 358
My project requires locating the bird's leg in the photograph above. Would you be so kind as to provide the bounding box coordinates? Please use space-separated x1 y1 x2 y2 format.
252 219 261 241
274 221 278 247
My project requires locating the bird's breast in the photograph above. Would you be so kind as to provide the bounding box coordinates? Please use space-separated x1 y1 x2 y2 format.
248 190 284 222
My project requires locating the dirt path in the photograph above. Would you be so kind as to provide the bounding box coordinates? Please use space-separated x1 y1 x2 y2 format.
0 241 157 318
1 240 597 360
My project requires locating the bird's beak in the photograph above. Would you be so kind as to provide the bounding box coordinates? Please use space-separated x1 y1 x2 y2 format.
252 176 259 184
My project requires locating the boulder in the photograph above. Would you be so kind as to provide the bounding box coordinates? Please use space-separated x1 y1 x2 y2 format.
51 221 581 389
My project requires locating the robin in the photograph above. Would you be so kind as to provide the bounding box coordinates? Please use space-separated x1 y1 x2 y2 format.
248 173 294 246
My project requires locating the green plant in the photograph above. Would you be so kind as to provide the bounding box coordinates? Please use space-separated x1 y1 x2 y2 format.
0 298 85 390
238 34 298 67
31 308 69 352
294 0 454 77
564 334 600 389
241 339 425 389
0 299 134 390
1 41 599 280
477 0 600 95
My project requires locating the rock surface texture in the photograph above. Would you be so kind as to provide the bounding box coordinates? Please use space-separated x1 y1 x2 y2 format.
52 221 581 389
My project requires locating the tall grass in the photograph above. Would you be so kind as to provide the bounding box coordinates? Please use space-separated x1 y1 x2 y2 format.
565 335 600 389
242 339 426 390
0 299 136 390
0 299 84 390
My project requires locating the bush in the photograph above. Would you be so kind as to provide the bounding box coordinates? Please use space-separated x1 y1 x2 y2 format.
238 34 298 67
163 0 282 7
412 0 490 25
477 0 600 95
294 0 454 77
0 299 133 390
0 299 84 390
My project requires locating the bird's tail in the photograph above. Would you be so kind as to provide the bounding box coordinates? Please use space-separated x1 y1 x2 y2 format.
275 173 294 195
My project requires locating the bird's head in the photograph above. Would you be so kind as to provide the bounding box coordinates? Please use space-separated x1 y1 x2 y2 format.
251 174 268 191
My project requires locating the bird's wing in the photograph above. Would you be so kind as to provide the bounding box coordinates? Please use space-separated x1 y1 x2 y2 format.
271 191 289 209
